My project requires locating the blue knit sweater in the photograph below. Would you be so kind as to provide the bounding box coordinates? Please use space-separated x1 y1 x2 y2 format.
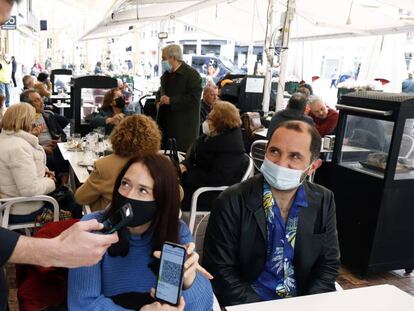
67 212 213 310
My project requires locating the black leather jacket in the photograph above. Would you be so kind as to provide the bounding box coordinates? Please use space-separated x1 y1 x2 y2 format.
203 174 340 307
43 110 67 141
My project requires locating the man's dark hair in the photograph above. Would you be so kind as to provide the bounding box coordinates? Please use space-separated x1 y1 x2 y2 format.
37 72 49 82
20 89 38 105
298 83 313 96
286 92 308 113
6 0 22 4
270 120 321 162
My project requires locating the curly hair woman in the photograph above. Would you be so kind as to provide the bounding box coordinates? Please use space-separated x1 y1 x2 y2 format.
75 114 162 211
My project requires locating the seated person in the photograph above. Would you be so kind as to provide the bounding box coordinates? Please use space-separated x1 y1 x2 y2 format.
0 104 74 223
68 154 214 310
75 115 161 211
180 101 246 211
267 92 314 139
308 96 339 136
200 83 218 125
34 72 52 99
90 88 127 135
20 89 69 185
203 120 340 307
22 75 35 90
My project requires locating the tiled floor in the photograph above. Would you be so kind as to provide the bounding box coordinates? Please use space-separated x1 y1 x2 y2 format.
6 264 413 310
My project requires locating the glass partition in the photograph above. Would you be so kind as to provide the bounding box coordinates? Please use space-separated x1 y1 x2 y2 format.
394 119 414 180
80 88 110 124
54 74 71 93
339 115 394 178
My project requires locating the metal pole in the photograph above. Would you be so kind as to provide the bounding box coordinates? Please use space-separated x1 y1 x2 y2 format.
261 0 275 113
275 0 295 112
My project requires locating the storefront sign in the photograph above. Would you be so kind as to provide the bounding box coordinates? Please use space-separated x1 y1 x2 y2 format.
1 16 16 30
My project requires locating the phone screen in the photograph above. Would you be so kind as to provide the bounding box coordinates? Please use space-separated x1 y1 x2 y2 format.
155 242 186 305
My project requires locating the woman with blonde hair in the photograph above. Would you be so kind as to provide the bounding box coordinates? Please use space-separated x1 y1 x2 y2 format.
75 114 162 211
0 103 56 223
180 100 246 211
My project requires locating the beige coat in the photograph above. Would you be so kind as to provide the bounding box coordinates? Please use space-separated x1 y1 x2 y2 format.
75 154 130 212
0 130 56 215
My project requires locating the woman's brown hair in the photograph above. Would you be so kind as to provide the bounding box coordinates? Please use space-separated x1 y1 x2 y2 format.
209 100 241 134
101 88 120 112
103 154 181 251
110 115 161 157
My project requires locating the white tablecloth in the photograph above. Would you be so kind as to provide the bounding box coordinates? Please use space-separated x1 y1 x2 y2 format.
226 285 414 311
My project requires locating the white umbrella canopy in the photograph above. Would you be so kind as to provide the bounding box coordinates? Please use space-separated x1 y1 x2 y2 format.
81 0 414 42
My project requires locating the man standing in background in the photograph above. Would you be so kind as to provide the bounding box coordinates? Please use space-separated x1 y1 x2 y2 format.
11 56 16 87
0 53 11 107
157 44 202 152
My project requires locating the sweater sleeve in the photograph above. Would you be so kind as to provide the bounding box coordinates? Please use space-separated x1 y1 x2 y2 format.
67 213 134 311
178 221 214 311
8 145 55 197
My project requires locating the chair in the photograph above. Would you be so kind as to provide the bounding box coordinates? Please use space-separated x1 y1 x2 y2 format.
188 154 254 234
250 139 268 170
335 282 344 291
159 150 186 162
0 195 59 234
194 213 210 263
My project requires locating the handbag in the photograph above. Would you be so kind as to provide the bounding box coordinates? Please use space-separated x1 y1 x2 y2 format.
164 138 181 179
241 112 264 138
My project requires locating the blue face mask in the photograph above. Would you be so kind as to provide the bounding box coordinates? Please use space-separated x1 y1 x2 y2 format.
162 60 171 73
260 157 312 190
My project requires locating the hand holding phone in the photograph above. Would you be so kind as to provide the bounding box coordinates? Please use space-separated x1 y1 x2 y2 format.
154 242 213 306
139 289 185 311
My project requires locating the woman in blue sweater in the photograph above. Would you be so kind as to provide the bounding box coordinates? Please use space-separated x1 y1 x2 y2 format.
68 154 214 310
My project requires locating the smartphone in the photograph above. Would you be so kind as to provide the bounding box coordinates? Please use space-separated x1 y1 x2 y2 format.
100 203 134 234
155 242 187 306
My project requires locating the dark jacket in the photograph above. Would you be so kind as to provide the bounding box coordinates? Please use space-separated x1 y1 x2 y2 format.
267 109 314 139
181 128 246 189
200 100 211 125
90 108 113 135
157 62 202 152
43 110 67 141
0 228 20 311
203 175 340 307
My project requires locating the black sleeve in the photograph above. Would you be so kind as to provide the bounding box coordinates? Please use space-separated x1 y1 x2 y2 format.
0 228 20 266
203 193 261 306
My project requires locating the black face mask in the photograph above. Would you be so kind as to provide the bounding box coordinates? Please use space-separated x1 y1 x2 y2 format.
115 97 126 109
115 193 157 227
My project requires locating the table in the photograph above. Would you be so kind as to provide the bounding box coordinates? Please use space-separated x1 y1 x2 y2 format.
254 128 268 139
226 285 414 311
58 143 90 185
50 94 70 101
53 102 70 116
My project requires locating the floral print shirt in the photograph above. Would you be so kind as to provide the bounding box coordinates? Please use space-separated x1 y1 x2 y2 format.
252 181 308 300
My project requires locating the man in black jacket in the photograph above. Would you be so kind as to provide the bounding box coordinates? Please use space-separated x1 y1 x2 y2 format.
267 92 314 139
157 44 202 152
203 120 340 307
20 89 69 184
